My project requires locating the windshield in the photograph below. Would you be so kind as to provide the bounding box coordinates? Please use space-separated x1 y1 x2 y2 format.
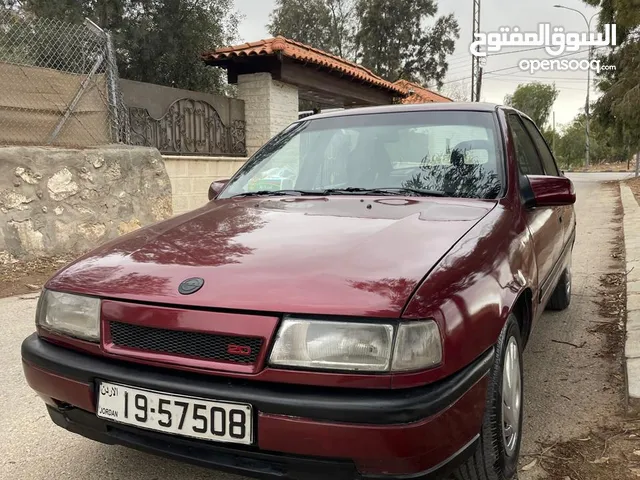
219 110 503 200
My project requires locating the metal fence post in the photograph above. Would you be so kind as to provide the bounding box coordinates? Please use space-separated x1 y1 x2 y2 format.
105 32 120 143
46 53 105 144
0 10 128 147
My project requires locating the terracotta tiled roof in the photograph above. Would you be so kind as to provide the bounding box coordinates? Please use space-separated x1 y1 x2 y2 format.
202 36 406 95
394 79 453 104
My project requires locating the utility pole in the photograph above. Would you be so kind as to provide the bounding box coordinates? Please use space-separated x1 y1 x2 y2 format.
552 111 556 153
585 45 592 168
471 0 481 102
476 61 484 103
554 5 597 168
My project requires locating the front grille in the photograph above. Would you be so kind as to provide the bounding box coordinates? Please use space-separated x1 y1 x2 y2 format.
109 321 263 364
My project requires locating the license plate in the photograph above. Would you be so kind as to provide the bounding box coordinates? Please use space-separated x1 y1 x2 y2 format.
96 382 253 445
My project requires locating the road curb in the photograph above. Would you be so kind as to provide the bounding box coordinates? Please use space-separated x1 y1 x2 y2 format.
621 185 640 410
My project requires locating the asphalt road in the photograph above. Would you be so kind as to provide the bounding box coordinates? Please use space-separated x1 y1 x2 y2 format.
0 172 630 480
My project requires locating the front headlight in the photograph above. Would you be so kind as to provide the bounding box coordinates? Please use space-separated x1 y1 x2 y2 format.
37 290 101 342
269 318 441 372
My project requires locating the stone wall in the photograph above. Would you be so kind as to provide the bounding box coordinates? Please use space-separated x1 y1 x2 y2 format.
0 146 172 264
237 73 298 156
164 155 247 215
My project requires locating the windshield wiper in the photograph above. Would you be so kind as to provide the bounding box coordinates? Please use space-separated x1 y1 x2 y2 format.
231 189 320 198
322 187 446 197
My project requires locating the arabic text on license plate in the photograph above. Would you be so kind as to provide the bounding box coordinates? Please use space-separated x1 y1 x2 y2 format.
96 382 252 445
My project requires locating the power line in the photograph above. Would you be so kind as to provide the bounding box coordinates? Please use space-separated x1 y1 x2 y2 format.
443 48 606 87
447 54 474 66
445 45 609 79
482 75 600 93
488 45 594 57
446 44 594 72
482 77 597 90
484 73 590 82
490 45 548 56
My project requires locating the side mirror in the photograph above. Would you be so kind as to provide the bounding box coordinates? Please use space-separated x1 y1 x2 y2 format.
526 175 576 207
208 179 230 201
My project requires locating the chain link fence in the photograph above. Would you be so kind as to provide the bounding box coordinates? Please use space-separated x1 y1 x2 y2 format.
0 9 128 148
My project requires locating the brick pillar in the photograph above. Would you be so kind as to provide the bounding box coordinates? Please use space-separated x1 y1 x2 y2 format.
237 72 299 156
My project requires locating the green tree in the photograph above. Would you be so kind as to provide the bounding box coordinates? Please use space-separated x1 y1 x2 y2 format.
268 0 355 59
326 0 355 59
20 0 239 94
555 113 631 168
504 82 559 128
582 0 640 152
268 0 459 87
354 0 459 86
439 79 470 102
556 119 589 167
118 0 239 94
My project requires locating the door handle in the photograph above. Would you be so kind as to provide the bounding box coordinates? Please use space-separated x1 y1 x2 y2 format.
559 216 563 223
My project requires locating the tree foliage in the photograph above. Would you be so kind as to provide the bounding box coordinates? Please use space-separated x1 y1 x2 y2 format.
439 79 470 102
355 0 458 87
267 0 459 87
582 0 640 151
553 113 631 167
268 0 354 59
18 0 239 94
504 82 559 128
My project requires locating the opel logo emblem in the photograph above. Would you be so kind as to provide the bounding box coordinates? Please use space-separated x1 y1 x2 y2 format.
178 277 205 295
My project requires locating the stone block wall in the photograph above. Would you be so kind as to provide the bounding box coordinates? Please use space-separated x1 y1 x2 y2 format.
164 156 248 214
269 77 299 137
237 73 298 156
0 145 172 264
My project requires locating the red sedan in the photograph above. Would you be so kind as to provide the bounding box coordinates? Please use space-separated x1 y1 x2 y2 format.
22 103 575 480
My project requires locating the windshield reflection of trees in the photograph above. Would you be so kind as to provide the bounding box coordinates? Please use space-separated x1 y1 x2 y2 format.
58 206 266 294
348 278 417 315
350 216 515 319
135 207 266 267
401 151 501 199
60 261 174 295
412 218 516 321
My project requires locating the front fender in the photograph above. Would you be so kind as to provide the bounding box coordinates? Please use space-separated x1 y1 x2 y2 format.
395 203 537 388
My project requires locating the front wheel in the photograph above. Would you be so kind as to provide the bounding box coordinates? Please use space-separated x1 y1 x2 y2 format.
453 314 523 480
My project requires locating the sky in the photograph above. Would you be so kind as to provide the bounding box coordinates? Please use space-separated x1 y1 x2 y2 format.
233 0 601 127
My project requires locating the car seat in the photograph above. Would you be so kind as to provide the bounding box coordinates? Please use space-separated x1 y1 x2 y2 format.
347 135 393 188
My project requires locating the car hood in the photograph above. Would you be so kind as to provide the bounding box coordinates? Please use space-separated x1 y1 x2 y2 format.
48 196 496 317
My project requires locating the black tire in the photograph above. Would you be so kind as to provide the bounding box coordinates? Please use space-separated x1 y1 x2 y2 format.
547 267 571 311
452 314 523 480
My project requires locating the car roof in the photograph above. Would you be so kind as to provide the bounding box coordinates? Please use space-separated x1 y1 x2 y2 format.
302 102 503 121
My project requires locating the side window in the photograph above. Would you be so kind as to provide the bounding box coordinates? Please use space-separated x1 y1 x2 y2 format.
522 118 561 176
507 114 544 175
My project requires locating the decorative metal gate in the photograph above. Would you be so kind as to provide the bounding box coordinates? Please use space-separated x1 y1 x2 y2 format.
128 98 246 156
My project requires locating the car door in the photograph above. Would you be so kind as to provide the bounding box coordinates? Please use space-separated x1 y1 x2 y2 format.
521 116 576 249
506 113 564 302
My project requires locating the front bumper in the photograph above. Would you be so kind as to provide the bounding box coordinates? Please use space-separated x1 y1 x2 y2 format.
22 333 492 479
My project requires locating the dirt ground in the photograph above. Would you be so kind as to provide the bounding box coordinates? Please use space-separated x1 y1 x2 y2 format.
0 254 76 298
1 179 637 480
567 161 634 173
517 182 638 480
